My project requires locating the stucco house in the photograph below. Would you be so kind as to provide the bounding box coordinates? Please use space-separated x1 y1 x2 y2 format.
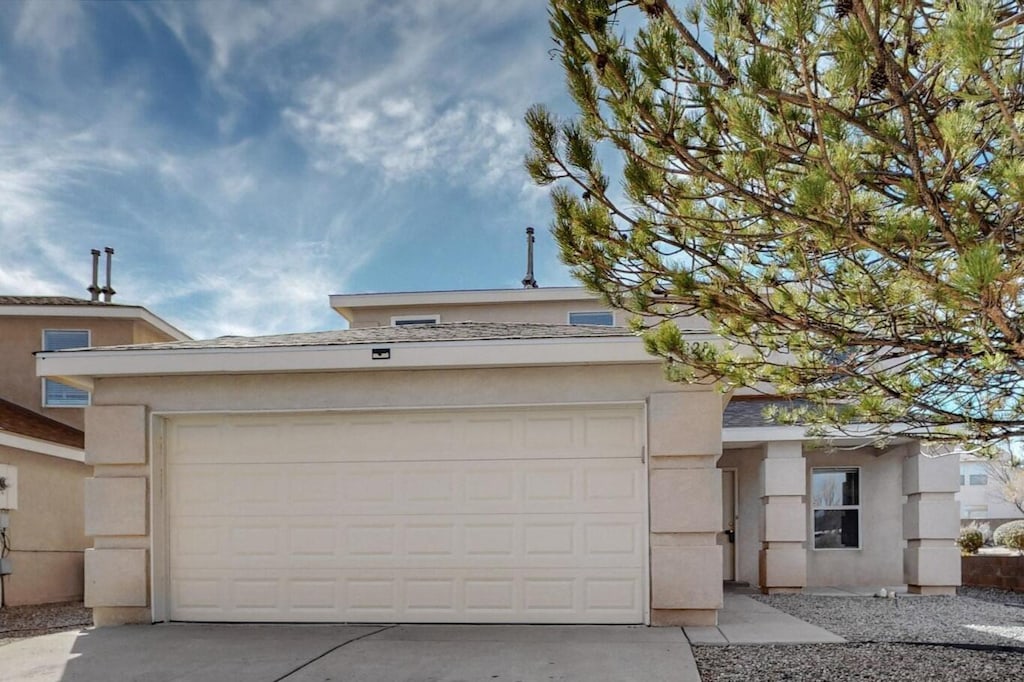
958 452 1024 524
0 295 188 607
36 287 961 627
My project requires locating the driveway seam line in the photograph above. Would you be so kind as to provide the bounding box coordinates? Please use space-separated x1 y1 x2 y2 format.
272 624 397 682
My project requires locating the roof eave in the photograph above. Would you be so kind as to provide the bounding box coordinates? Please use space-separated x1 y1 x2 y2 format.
0 430 85 462
37 335 669 384
0 304 190 341
723 424 918 448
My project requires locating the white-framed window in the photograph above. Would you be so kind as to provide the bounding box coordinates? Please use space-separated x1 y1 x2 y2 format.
961 463 989 487
811 467 860 550
568 311 614 326
391 315 440 326
963 505 988 519
42 329 91 407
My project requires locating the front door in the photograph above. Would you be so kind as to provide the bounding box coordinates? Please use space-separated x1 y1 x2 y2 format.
721 469 736 581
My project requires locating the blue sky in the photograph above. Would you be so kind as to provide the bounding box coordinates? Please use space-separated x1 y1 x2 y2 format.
0 1 583 338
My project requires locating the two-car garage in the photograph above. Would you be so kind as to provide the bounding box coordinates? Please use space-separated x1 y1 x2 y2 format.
164 405 647 624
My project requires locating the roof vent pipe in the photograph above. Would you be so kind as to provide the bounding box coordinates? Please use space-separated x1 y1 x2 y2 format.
101 247 115 303
521 227 538 289
87 249 101 302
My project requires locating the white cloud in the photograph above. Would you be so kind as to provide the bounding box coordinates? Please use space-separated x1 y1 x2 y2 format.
0 1 573 338
13 1 86 64
284 82 525 191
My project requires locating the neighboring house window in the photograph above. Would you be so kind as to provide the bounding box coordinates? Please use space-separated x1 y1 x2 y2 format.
391 315 440 326
969 473 988 486
568 311 614 325
811 468 860 549
962 501 987 518
960 473 966 486
42 330 90 407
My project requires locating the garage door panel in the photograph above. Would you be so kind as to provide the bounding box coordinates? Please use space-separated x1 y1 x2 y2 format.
167 407 643 465
170 569 643 623
171 461 643 517
171 513 644 570
166 407 646 624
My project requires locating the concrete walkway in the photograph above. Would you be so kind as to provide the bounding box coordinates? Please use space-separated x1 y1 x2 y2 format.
0 623 700 682
684 592 846 645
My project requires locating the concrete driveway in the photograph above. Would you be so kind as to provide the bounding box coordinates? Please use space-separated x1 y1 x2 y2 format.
0 623 699 682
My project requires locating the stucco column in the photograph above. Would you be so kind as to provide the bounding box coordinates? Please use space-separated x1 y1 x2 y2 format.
83 405 151 626
759 441 807 594
902 443 960 595
647 391 723 627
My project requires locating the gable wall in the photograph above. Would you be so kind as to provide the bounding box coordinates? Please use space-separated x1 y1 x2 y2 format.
0 444 89 605
0 317 137 430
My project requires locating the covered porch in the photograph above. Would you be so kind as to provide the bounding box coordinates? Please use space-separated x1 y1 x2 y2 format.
716 397 961 596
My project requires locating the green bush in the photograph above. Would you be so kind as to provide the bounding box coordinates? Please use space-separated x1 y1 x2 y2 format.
993 520 1024 552
958 526 985 555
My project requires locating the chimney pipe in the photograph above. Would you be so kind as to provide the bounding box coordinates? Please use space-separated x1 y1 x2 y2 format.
521 227 538 289
87 249 101 302
101 247 115 303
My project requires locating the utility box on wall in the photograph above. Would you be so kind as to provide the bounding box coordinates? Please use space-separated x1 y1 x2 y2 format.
0 464 17 510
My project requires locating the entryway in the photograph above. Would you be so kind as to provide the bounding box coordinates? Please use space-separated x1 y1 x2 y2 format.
721 468 737 581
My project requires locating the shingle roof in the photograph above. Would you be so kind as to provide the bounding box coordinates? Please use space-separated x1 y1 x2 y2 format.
64 321 641 352
0 398 84 449
723 397 814 428
0 296 124 306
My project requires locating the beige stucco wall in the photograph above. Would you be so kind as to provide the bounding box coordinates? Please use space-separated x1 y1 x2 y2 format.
0 316 175 430
346 300 624 328
804 448 905 587
85 363 726 625
345 301 714 333
0 445 89 606
92 364 694 412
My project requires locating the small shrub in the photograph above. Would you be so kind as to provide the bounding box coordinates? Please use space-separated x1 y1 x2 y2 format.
974 521 994 545
958 526 984 555
993 520 1024 553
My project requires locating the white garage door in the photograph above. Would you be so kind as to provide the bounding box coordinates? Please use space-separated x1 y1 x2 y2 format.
165 405 647 624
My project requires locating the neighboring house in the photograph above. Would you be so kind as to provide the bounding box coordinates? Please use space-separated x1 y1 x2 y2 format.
37 287 961 628
959 454 1024 523
0 296 188 607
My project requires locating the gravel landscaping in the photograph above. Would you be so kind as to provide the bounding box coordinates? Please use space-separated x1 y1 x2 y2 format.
0 602 91 646
695 589 1024 681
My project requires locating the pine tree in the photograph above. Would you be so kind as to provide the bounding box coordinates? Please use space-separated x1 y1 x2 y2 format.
526 0 1024 445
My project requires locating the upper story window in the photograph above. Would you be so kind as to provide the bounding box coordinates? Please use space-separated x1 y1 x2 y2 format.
811 468 860 550
568 311 614 326
391 315 440 326
961 463 989 486
42 330 90 407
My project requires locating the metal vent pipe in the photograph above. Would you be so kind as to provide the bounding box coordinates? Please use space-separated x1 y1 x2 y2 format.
521 227 538 289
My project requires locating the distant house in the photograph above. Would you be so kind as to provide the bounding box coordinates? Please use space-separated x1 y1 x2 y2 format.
39 286 961 628
959 453 1024 523
0 296 188 607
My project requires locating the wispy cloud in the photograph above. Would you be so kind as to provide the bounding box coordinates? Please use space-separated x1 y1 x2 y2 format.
12 1 86 65
0 1 574 339
284 85 524 191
